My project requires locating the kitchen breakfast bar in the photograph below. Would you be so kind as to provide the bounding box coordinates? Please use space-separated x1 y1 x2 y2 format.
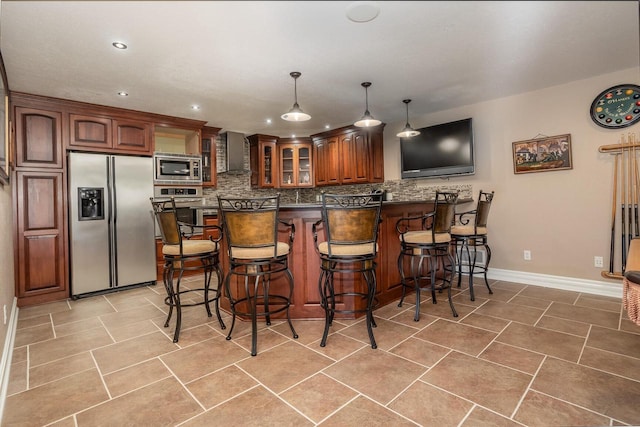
189 199 443 320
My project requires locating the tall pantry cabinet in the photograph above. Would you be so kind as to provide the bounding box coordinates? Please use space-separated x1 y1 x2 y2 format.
13 95 68 306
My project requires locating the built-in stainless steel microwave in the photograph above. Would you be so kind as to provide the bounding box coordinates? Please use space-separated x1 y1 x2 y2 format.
154 153 202 184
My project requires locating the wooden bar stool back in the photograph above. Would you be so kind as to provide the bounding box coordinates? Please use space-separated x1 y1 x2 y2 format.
150 197 225 342
217 194 298 356
451 189 495 301
396 190 459 321
313 192 383 349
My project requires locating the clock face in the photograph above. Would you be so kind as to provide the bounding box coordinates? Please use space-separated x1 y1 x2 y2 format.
590 84 640 129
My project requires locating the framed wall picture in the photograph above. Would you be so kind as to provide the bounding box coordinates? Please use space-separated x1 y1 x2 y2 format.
512 134 572 174
0 50 9 185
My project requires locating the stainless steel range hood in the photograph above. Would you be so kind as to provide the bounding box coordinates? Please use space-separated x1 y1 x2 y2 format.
219 131 247 174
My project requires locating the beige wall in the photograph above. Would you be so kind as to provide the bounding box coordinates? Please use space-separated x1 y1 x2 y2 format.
0 181 15 352
383 68 640 284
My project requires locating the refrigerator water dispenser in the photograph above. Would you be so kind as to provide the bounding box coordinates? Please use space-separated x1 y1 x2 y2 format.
78 187 104 221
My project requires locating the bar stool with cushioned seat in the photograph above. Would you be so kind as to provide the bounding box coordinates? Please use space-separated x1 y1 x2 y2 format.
451 189 495 301
396 190 459 321
217 194 298 356
312 192 383 349
150 197 226 343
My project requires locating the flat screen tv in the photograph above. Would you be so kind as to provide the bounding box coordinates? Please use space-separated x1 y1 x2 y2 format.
400 117 475 179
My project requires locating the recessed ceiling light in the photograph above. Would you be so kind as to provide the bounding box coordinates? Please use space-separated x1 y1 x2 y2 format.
117 91 128 97
266 118 272 124
325 124 330 129
112 41 128 50
191 105 201 110
346 1 380 23
291 134 296 138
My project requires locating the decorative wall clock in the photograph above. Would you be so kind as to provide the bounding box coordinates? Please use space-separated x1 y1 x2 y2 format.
590 84 640 129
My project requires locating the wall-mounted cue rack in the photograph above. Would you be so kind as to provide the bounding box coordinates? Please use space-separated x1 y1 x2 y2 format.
599 132 640 280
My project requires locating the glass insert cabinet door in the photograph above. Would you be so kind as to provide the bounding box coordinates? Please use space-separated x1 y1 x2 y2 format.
298 146 311 185
264 144 274 185
279 142 313 188
281 146 294 185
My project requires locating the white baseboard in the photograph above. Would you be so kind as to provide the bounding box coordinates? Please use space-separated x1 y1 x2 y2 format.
0 297 18 423
487 268 622 298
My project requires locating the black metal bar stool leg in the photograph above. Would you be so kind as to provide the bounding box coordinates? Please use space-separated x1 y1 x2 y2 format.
484 243 493 294
364 269 377 349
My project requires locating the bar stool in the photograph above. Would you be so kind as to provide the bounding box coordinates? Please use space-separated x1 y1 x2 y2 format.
150 197 226 343
451 189 495 301
312 192 383 349
217 194 298 356
396 190 459 321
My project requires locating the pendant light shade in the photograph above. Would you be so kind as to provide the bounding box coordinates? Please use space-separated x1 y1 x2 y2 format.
396 99 421 138
354 82 382 127
281 71 311 121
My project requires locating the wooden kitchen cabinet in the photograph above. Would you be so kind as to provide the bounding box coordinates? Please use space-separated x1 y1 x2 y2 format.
311 124 384 186
369 128 385 183
69 114 112 150
248 134 278 188
69 113 152 154
278 138 313 188
201 126 220 187
340 130 370 184
15 106 64 169
313 136 340 186
113 119 152 152
14 170 68 306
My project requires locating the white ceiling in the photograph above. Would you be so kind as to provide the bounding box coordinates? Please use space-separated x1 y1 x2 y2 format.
1 1 638 137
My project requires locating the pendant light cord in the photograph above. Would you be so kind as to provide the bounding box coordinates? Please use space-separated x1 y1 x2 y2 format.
365 86 369 112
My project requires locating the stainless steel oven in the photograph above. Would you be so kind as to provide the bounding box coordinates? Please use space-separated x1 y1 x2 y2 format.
154 153 202 184
153 186 204 236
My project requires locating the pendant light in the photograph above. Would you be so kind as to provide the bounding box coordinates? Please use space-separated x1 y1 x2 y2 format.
396 99 420 138
281 71 311 121
354 82 382 127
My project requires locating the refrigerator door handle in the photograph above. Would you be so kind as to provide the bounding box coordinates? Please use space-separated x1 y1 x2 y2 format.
107 156 118 287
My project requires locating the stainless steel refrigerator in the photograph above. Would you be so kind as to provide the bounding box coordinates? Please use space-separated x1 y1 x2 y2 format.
69 152 156 297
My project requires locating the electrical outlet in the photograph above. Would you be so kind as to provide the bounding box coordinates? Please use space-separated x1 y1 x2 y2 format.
594 256 604 268
524 250 531 261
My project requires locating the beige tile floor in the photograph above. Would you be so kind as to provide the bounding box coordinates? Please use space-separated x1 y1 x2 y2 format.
4 276 640 426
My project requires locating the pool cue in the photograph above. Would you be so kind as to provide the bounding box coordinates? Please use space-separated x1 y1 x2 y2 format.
622 137 628 272
633 133 640 237
627 136 635 244
610 153 619 274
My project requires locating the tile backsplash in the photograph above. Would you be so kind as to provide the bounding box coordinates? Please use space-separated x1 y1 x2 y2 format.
204 172 472 205
209 136 472 204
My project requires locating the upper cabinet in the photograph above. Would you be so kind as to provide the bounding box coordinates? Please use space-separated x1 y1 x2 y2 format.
311 124 385 186
69 114 111 149
278 138 313 188
15 106 64 169
313 135 340 186
201 126 221 187
69 113 152 154
249 126 383 189
249 134 278 188
340 130 369 184
249 135 313 188
113 119 152 152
